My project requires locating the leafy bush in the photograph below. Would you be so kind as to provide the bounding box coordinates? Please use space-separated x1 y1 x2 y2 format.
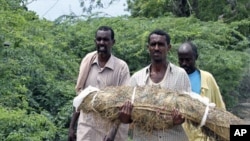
0 107 56 141
0 1 249 139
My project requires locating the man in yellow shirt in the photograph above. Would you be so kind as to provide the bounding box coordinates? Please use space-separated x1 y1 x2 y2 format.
177 41 226 141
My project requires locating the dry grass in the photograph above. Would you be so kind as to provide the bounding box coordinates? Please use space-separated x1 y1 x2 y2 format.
79 86 246 141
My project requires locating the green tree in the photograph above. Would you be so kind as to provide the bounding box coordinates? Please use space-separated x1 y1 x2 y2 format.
126 0 250 22
0 106 57 141
77 0 250 22
0 0 249 140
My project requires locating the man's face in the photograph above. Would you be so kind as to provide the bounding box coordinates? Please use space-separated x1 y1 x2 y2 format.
178 49 196 74
95 30 114 55
148 34 170 62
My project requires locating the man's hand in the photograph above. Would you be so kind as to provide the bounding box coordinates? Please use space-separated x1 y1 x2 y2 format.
68 110 79 141
171 108 185 125
118 100 133 124
156 107 185 126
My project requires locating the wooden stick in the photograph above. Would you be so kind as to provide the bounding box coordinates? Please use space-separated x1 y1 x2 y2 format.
103 120 121 141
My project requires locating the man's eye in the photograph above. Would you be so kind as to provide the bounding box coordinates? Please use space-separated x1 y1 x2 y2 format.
150 43 156 46
96 38 109 41
149 43 165 47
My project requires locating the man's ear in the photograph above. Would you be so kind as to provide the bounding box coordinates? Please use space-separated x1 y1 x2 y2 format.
112 39 116 45
167 44 172 51
146 44 150 53
196 54 199 60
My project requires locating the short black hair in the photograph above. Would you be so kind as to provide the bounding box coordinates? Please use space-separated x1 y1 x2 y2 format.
147 29 171 44
96 26 115 40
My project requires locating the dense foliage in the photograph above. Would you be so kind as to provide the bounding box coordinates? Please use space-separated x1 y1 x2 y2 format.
80 0 250 22
127 0 250 22
0 0 249 140
0 107 57 140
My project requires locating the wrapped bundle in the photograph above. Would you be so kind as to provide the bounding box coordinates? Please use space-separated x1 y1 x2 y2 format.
76 85 246 141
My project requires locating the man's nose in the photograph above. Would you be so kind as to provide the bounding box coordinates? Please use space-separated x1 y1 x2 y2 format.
99 39 105 44
182 60 188 65
154 44 160 50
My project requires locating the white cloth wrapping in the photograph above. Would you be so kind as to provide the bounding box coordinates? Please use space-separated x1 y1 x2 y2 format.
73 85 100 111
187 92 216 127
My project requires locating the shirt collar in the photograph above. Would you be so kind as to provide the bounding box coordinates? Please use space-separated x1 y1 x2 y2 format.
199 69 209 90
92 54 115 70
145 62 173 75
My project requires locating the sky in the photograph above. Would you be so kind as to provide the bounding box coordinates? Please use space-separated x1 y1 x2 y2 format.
27 0 129 21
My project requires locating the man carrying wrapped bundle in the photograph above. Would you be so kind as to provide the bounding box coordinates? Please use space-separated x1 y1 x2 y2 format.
128 29 192 141
77 85 245 141
71 28 246 141
68 26 131 141
178 41 226 141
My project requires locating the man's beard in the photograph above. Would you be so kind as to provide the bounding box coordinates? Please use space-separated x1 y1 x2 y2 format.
152 52 163 63
152 57 164 63
181 66 192 74
154 59 163 63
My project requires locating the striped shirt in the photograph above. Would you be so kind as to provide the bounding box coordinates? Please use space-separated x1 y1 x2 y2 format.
130 63 191 141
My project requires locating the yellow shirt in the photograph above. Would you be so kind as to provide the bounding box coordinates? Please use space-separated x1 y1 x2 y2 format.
183 69 226 141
